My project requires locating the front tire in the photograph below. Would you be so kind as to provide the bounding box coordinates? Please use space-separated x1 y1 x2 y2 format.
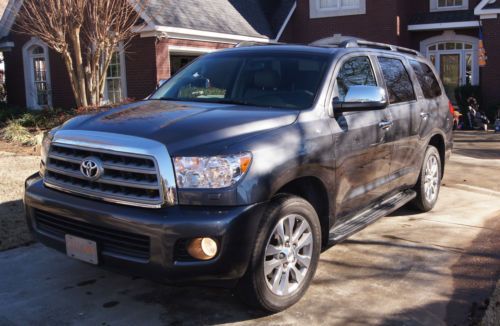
411 145 442 212
236 195 321 312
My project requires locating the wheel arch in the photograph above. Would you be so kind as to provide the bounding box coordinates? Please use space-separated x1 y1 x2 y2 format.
274 176 331 247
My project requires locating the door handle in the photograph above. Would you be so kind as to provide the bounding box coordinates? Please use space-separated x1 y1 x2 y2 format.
420 112 430 119
379 120 394 130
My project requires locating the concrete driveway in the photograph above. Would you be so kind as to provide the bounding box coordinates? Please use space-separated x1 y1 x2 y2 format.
1 131 500 325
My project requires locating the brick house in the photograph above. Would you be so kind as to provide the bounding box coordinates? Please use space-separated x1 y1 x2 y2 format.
1 0 500 111
0 0 295 109
279 0 500 109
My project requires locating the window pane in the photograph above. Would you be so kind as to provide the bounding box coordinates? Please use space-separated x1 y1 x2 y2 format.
378 57 416 104
32 57 48 106
335 56 377 101
465 53 472 85
340 0 360 8
106 52 123 103
429 45 436 51
410 60 442 99
320 0 338 8
456 43 463 50
445 42 455 50
465 43 473 49
320 0 359 9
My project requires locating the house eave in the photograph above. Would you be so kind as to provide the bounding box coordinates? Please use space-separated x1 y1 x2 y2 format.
133 25 272 44
475 0 500 18
408 21 480 31
0 41 15 51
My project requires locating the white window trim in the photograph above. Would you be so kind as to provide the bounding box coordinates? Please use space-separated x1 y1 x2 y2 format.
22 37 52 110
103 45 128 104
420 31 479 86
309 0 366 19
430 0 469 12
408 21 480 31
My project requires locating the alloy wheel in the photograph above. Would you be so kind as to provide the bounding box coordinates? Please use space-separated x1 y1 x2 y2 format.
263 214 313 296
424 154 439 203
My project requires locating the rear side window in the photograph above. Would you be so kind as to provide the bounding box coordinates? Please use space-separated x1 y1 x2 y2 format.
378 57 416 104
335 56 377 101
409 60 442 99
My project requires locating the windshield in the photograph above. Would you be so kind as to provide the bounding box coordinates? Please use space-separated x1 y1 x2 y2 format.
150 51 331 110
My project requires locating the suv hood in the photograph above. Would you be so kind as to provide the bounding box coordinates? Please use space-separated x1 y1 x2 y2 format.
61 100 299 154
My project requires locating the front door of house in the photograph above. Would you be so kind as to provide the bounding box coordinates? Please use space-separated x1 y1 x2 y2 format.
440 52 461 103
425 39 477 104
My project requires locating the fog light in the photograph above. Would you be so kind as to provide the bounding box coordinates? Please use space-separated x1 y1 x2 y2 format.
187 237 218 260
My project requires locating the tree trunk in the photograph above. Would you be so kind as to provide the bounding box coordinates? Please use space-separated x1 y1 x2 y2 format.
61 50 83 108
70 26 89 107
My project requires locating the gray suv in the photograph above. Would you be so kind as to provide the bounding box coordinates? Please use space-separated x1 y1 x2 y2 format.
24 38 453 311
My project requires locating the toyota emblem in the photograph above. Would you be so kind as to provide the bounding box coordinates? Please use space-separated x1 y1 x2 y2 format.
80 157 103 181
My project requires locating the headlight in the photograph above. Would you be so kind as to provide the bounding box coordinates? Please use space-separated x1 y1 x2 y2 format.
173 153 252 189
40 127 59 176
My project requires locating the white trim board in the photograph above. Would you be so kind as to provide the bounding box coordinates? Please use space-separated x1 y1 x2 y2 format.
408 21 480 31
134 25 271 44
275 2 297 42
168 45 217 55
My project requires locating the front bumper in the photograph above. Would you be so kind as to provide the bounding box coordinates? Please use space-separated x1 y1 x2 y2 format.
24 173 267 283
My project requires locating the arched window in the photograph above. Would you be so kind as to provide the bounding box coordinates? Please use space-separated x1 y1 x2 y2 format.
22 39 52 109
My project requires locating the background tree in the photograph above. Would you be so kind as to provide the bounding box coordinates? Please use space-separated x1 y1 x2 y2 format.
16 0 145 107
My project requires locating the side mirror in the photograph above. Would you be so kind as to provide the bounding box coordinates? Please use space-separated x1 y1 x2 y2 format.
333 85 388 113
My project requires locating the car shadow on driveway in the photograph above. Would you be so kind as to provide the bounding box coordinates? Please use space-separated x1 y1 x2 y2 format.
375 210 500 325
0 199 33 252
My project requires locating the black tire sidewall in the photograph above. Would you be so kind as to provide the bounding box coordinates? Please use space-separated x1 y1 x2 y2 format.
243 195 322 312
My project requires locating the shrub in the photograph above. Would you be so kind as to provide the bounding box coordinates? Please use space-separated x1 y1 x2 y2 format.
0 105 26 126
1 120 37 146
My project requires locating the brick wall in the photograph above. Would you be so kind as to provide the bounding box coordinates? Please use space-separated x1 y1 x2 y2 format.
125 36 234 100
125 36 158 100
5 31 76 109
4 32 28 108
281 0 400 44
481 16 500 112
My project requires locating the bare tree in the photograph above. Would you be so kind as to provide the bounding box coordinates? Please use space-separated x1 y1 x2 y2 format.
16 0 145 107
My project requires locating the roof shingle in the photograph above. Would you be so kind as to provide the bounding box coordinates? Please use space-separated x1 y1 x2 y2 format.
143 0 295 39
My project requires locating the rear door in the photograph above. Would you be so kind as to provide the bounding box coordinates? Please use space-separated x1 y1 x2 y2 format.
375 56 421 191
329 54 394 222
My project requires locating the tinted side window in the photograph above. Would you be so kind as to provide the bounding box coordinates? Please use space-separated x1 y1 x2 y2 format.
409 60 442 99
335 56 377 101
378 57 416 104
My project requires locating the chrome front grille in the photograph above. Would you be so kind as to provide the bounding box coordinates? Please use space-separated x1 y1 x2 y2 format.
44 143 165 208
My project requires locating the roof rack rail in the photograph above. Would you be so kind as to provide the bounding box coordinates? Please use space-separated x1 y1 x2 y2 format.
309 35 423 57
235 41 285 48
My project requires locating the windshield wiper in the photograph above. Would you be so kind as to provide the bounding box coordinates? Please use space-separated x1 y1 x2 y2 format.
210 99 255 106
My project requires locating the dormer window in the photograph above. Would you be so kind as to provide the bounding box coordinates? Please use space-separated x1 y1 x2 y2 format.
430 0 468 12
310 0 366 18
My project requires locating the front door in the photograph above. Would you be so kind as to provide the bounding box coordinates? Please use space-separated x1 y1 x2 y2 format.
330 55 393 222
439 53 460 103
425 39 477 104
